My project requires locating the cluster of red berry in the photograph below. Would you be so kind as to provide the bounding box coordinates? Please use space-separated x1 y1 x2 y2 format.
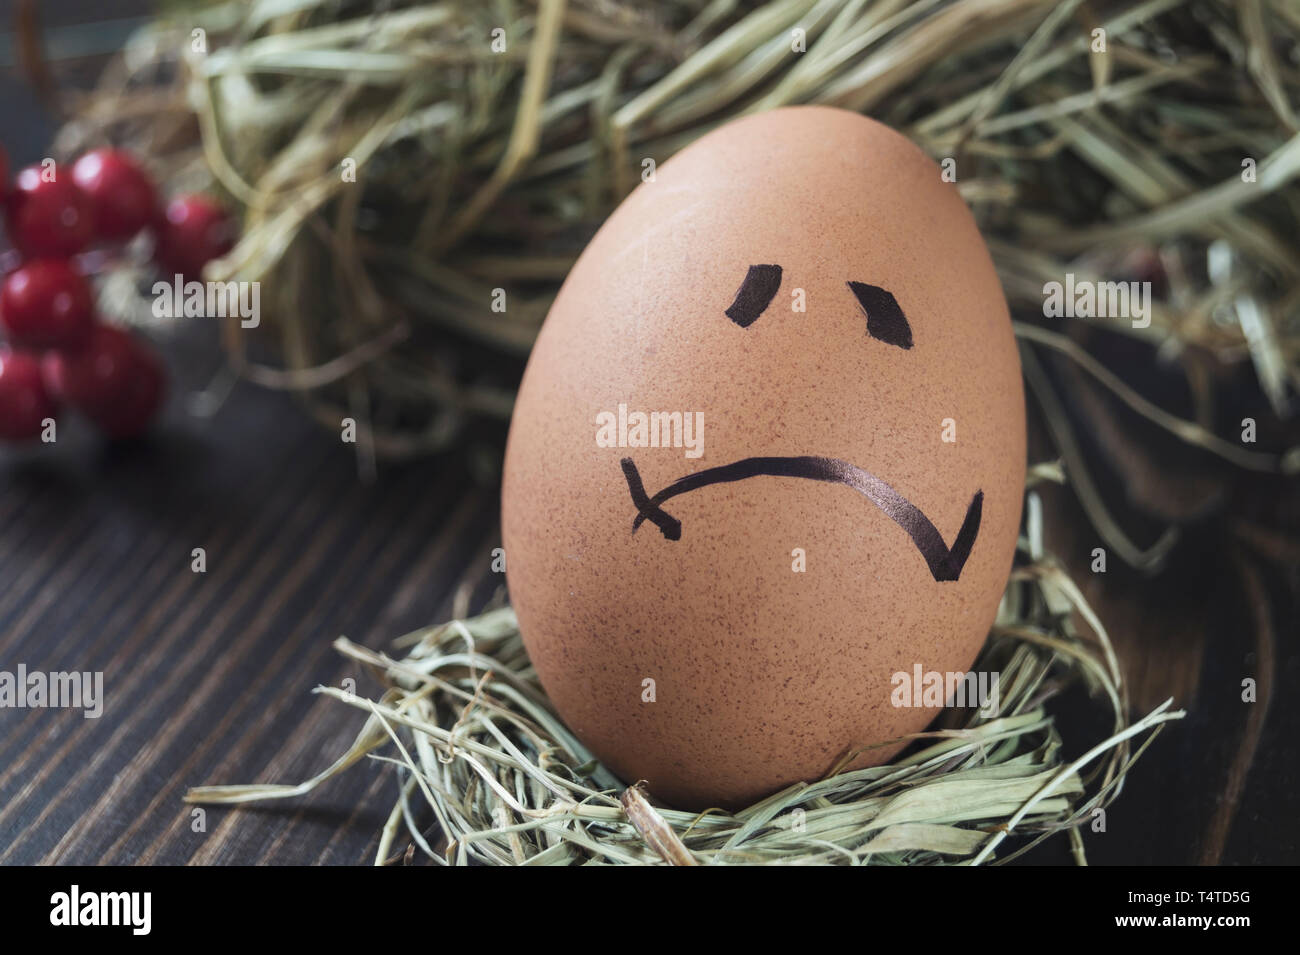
0 143 234 444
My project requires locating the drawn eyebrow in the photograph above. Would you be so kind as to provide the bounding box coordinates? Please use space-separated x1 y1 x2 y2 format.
725 264 782 328
847 281 913 349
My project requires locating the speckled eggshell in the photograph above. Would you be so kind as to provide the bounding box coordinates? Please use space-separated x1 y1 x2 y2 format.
501 106 1025 810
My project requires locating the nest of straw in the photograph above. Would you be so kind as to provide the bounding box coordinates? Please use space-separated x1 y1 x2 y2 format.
185 465 1183 865
57 0 1300 473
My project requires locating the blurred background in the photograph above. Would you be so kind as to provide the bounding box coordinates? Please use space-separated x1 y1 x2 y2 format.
0 0 1296 864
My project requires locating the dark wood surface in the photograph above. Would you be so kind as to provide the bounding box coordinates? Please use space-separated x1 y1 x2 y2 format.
1 1 1295 867
0 321 506 864
1 319 1294 866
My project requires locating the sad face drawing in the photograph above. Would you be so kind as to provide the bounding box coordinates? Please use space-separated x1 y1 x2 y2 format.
620 265 983 583
502 107 1026 808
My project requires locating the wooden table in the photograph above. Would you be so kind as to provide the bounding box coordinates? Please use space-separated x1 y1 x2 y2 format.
0 320 508 863
1 324 1293 865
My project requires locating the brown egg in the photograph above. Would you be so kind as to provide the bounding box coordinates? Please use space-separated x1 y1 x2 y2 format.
502 106 1025 810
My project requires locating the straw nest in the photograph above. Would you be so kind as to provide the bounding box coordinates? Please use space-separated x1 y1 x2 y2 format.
184 464 1184 865
59 0 1300 477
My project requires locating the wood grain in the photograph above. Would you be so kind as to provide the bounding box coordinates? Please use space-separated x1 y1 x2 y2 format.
0 322 504 864
0 322 1293 863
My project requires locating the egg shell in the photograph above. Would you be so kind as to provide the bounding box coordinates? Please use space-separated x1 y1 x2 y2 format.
502 105 1025 810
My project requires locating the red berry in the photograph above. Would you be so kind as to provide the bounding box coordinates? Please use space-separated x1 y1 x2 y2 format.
43 325 164 439
0 350 57 442
72 149 159 242
154 194 235 280
5 164 95 258
0 260 95 351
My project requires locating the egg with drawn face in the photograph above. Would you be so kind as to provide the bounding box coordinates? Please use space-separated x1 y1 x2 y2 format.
502 106 1025 810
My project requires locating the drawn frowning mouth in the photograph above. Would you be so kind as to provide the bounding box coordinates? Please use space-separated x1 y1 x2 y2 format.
620 456 983 582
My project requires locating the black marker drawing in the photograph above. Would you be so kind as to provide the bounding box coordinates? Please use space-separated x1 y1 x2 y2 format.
621 456 982 582
725 264 782 327
847 281 913 349
668 269 967 577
